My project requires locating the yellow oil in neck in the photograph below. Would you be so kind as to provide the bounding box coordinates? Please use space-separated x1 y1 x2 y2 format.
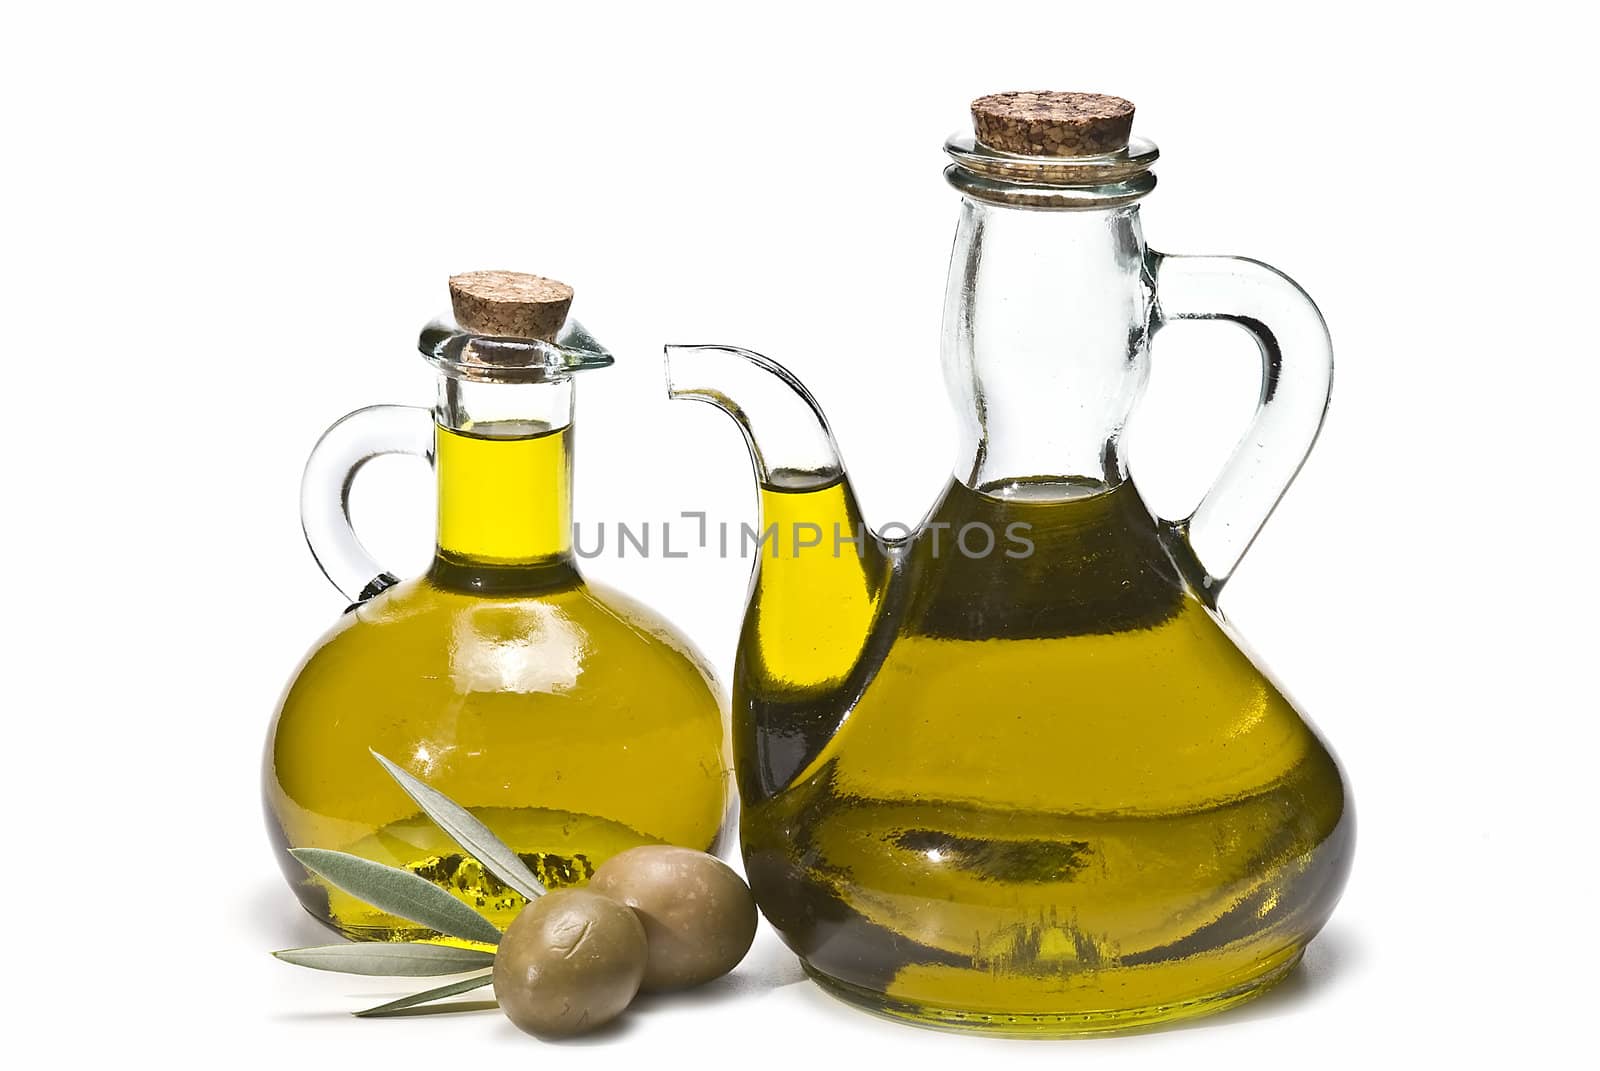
434 420 572 566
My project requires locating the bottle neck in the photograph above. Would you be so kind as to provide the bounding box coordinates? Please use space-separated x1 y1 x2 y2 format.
428 375 577 588
941 199 1152 498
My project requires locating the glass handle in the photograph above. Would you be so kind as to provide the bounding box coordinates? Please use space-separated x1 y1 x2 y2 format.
300 404 435 604
1148 252 1333 600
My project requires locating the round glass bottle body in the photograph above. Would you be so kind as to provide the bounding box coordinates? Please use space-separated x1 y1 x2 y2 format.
266 328 731 941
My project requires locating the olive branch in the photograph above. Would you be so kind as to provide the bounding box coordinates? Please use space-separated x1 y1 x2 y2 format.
272 751 548 1017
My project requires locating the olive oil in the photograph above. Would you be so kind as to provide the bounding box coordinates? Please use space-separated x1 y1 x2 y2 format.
747 475 886 692
736 477 1351 1032
268 420 731 942
303 807 666 941
435 422 572 565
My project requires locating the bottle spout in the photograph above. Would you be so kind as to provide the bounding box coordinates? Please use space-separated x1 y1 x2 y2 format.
666 344 889 806
664 344 846 490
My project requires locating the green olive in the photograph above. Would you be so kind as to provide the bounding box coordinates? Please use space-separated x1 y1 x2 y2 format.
589 845 758 991
492 888 647 1038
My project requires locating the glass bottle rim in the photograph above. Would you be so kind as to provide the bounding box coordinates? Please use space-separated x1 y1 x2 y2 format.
944 133 1159 210
418 316 614 384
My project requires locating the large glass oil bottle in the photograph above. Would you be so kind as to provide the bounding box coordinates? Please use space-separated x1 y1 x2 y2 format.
265 272 731 942
666 93 1352 1033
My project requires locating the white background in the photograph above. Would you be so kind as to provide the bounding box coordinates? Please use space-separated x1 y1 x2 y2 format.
2 2 1594 1066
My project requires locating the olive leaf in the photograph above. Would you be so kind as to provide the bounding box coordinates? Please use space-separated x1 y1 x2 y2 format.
370 750 547 902
289 848 502 946
353 971 496 1018
273 942 494 976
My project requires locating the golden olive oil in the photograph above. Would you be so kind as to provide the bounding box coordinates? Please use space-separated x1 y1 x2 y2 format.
266 421 731 942
746 476 886 691
435 422 571 565
736 476 1350 1033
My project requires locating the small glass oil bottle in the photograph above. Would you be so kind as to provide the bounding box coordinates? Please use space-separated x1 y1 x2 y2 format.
264 271 731 942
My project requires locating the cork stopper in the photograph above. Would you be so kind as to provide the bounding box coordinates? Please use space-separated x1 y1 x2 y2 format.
448 270 574 341
971 91 1135 157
